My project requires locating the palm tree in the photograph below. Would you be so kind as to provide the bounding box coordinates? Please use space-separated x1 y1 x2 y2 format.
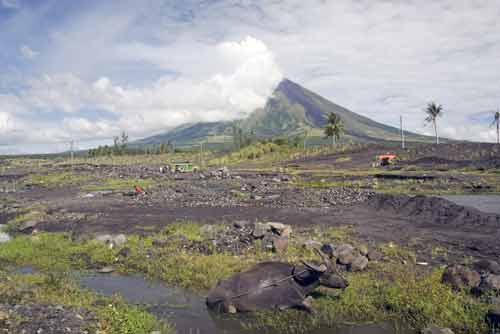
424 102 443 144
491 109 500 144
324 112 345 147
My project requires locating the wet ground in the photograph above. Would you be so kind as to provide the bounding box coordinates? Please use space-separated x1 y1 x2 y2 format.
441 195 500 215
78 272 415 334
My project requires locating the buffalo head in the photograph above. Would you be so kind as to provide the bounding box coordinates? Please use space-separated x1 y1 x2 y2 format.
295 248 349 290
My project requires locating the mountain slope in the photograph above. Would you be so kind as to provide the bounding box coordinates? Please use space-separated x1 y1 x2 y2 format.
134 78 432 146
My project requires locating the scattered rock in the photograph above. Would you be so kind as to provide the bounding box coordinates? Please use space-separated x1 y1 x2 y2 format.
473 259 500 275
367 250 384 262
17 220 39 233
486 305 500 331
358 244 369 256
94 234 127 248
333 244 355 258
477 274 500 293
117 247 131 258
338 251 357 266
302 240 323 250
441 264 481 290
421 325 454 334
152 238 169 247
97 266 115 274
233 220 249 229
272 237 289 254
320 244 335 257
252 223 270 239
348 256 369 272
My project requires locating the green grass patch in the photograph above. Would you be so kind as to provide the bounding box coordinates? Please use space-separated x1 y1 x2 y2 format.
0 271 172 334
83 177 156 192
22 172 92 188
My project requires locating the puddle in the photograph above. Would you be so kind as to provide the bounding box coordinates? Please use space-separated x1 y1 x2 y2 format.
0 225 11 243
78 272 415 334
440 195 500 215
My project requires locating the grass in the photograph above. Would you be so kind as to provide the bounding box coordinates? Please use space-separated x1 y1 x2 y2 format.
0 271 172 334
0 223 492 333
82 177 157 192
22 171 93 188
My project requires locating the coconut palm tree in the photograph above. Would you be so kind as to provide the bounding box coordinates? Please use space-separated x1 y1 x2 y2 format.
324 112 345 147
424 102 443 144
491 109 500 144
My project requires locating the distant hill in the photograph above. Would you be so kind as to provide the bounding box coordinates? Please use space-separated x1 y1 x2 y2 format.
133 78 433 147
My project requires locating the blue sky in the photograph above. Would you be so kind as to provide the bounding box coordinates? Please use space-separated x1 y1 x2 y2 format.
1 0 500 153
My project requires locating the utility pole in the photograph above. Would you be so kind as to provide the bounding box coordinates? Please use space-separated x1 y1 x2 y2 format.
199 141 203 170
70 140 75 168
303 129 308 160
400 115 405 149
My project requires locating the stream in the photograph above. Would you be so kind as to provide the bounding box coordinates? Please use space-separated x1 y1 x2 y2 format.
440 195 500 215
78 272 414 334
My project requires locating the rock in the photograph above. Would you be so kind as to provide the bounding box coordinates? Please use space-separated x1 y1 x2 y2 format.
302 240 323 250
473 259 500 275
117 247 131 258
338 251 357 266
367 250 384 262
95 234 127 248
486 305 500 330
200 224 214 234
0 310 9 321
478 274 500 292
441 264 481 290
348 256 369 272
17 220 39 233
321 244 335 258
97 266 115 273
272 237 289 254
421 325 454 334
152 238 169 247
252 223 270 239
358 244 369 256
266 222 286 231
113 234 127 246
233 220 249 229
333 244 354 258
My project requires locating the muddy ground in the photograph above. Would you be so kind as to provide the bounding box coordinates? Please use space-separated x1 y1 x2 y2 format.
2 143 500 266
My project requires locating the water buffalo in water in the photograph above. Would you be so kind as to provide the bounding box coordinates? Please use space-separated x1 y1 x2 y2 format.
206 251 348 313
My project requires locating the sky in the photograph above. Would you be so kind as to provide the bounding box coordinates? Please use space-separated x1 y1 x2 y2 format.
1 0 500 154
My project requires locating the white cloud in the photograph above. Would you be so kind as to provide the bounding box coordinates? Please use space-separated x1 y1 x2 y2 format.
20 45 39 59
0 36 282 151
1 0 18 9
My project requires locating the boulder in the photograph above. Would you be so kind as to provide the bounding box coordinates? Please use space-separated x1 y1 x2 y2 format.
367 250 384 262
17 220 39 233
441 265 481 290
152 238 169 247
94 234 127 248
252 223 270 239
338 251 357 266
348 256 369 272
478 274 500 293
421 325 454 334
358 244 369 256
272 237 289 254
486 305 500 331
333 244 355 258
473 259 500 275
320 244 335 258
302 240 323 250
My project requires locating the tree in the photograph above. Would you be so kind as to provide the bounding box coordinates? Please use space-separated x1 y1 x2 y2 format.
324 112 345 147
120 131 129 154
491 110 500 144
424 102 443 144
